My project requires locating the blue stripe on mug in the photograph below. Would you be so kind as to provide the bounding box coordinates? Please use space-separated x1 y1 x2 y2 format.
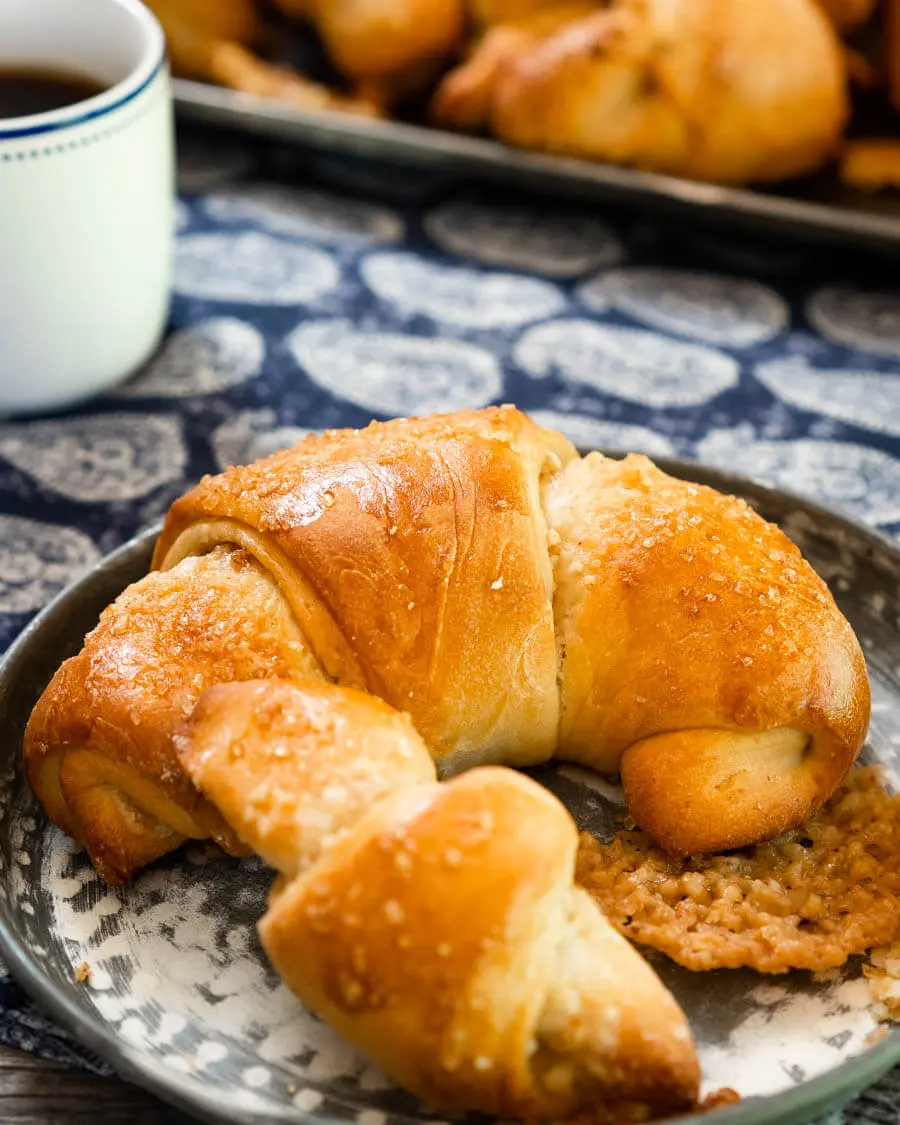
0 53 166 141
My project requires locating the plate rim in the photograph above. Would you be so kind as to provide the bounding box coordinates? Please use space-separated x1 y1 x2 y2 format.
1 453 900 1125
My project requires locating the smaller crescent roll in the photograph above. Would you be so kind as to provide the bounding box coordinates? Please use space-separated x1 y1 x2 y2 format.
176 678 701 1119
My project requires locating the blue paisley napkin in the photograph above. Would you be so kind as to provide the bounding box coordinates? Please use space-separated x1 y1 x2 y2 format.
2 127 900 1118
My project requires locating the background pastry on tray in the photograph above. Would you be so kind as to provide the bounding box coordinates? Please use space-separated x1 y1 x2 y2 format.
434 0 848 184
149 0 900 190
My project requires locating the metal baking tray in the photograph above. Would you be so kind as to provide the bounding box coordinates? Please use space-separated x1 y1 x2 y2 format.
172 76 900 256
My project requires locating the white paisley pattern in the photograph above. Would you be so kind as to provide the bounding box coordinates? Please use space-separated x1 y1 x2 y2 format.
287 320 503 414
696 429 900 524
0 415 187 503
360 252 566 328
211 411 313 471
203 185 404 247
424 199 624 277
516 320 740 407
527 410 676 457
581 268 788 347
121 320 266 399
175 232 340 305
807 286 900 357
0 516 100 613
754 358 900 437
41 841 389 1110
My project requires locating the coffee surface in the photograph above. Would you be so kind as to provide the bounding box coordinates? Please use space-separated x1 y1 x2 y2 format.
0 68 106 118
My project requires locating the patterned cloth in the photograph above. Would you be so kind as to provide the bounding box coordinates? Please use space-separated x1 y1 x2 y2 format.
2 127 900 1117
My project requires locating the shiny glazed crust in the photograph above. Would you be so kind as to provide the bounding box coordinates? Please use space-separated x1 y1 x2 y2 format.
546 452 869 854
154 407 577 773
24 547 321 883
25 406 870 880
270 0 465 81
177 679 700 1118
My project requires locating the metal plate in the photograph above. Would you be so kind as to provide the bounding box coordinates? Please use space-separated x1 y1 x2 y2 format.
173 79 900 256
1 457 900 1125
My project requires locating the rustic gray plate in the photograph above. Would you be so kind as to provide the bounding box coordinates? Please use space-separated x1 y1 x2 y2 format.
1 456 900 1125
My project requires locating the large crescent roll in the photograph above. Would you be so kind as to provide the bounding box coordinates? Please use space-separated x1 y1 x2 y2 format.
25 406 869 885
175 678 701 1118
154 409 575 773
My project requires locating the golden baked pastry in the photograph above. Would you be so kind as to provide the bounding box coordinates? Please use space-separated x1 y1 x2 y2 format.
151 0 261 45
25 407 869 885
431 2 599 130
840 139 900 191
270 0 465 93
816 0 876 32
146 0 383 117
175 677 701 1119
433 0 850 185
25 547 320 883
470 0 601 25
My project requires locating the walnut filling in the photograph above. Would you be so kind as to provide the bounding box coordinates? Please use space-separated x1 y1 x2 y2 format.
576 766 900 974
864 942 900 1022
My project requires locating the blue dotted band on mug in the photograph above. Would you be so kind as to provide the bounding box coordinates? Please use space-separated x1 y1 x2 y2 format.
0 76 167 161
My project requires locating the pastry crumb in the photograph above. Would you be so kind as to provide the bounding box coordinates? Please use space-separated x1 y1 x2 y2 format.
864 941 900 1022
74 961 91 983
697 1090 741 1112
577 767 900 973
841 139 900 191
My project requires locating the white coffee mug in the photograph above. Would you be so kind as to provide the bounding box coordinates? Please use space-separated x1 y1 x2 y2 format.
0 0 173 417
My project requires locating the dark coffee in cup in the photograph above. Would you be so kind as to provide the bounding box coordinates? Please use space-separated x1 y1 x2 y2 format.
0 67 106 117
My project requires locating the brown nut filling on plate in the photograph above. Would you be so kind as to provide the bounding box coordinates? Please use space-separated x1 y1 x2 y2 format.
577 766 900 975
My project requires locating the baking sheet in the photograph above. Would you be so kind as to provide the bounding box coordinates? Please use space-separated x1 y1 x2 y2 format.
172 77 900 256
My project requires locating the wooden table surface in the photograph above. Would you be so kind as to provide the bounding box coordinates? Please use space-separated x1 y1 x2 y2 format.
4 1038 900 1125
0 1043 198 1124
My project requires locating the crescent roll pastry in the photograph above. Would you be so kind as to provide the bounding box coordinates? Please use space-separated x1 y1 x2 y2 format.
147 1 383 119
815 0 876 32
271 0 465 89
433 0 849 185
25 406 869 886
175 678 701 1118
154 409 576 774
545 452 869 856
25 547 322 884
431 2 600 131
470 0 601 23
